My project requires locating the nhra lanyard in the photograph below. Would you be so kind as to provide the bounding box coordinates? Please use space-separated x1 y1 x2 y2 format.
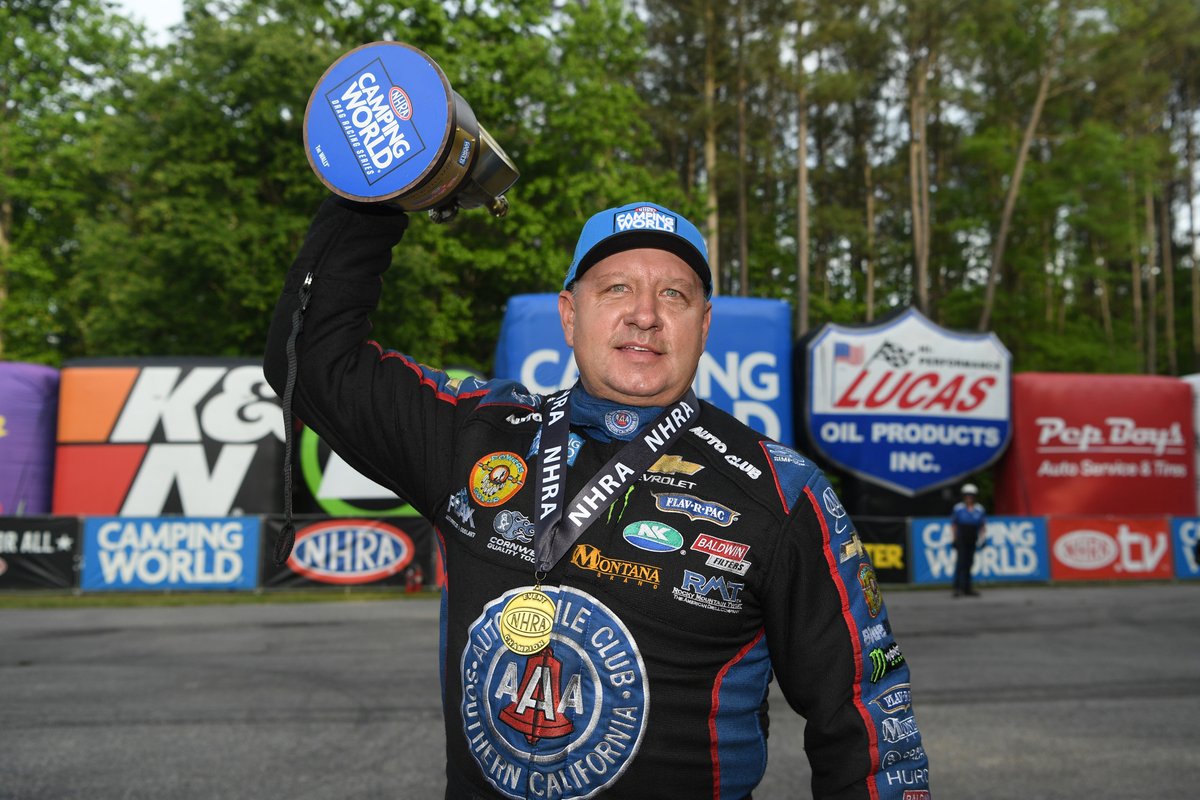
532 386 700 575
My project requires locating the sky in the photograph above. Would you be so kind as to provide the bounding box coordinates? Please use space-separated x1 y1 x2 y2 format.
113 0 185 43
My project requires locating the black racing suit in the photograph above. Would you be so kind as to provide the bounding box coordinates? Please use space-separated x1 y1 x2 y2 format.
264 197 931 800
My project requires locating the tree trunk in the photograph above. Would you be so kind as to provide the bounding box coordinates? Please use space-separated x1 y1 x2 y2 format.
703 1 721 294
1159 190 1177 374
1187 83 1199 371
1093 242 1114 345
0 196 9 358
735 2 749 296
979 10 1064 331
864 157 876 321
1130 204 1145 373
795 5 810 335
908 59 929 313
1144 189 1158 372
1044 222 1055 326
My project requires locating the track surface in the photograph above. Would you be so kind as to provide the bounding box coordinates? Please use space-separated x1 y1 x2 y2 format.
3 583 1198 799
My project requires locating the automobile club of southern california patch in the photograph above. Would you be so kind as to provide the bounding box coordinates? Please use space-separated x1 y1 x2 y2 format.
461 585 649 799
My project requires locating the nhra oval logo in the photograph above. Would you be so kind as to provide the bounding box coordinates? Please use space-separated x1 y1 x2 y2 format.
461 586 648 800
287 519 414 584
388 86 413 120
1053 530 1118 570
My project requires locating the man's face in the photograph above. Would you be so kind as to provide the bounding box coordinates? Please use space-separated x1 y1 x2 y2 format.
558 247 711 407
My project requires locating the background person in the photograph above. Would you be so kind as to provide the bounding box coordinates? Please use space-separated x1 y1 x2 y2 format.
950 482 987 597
264 196 931 799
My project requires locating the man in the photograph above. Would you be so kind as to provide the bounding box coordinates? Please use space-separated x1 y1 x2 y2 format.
265 197 931 799
950 483 987 598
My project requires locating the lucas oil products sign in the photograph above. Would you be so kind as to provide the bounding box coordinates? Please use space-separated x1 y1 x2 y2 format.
802 307 1011 496
994 373 1195 516
52 358 284 516
910 516 1050 585
492 294 793 444
80 516 261 591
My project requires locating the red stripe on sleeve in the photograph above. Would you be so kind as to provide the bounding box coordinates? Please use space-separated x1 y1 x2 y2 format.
707 628 767 800
803 484 880 800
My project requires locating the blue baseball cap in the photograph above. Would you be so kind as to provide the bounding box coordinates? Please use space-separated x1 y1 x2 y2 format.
564 202 712 298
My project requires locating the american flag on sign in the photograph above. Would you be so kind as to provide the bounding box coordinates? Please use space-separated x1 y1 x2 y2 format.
834 342 864 365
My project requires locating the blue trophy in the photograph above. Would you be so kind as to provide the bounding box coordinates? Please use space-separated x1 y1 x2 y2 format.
303 42 518 222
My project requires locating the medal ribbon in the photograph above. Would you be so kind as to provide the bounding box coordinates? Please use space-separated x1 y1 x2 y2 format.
532 386 700 574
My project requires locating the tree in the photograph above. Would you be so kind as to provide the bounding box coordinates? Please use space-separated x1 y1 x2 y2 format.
0 0 141 362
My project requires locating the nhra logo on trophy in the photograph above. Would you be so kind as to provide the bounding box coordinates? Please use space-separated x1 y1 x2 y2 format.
304 41 518 222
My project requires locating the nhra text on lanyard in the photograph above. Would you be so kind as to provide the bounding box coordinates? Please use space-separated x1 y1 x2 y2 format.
533 387 699 574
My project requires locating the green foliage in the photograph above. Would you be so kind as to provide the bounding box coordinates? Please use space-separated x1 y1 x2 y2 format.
0 0 1198 377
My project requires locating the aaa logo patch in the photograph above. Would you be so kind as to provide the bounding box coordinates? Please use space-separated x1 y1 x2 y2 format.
470 452 528 507
461 586 648 799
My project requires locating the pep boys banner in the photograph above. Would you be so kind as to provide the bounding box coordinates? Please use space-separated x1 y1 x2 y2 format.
910 516 1050 585
53 358 283 516
994 373 1194 516
803 307 1011 496
493 294 793 444
80 516 261 591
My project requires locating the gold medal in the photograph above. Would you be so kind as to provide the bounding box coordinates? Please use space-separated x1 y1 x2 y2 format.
499 588 557 655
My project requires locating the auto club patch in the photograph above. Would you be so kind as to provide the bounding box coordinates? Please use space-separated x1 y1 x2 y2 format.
461 585 649 799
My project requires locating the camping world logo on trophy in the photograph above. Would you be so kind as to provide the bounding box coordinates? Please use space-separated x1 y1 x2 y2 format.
304 41 518 222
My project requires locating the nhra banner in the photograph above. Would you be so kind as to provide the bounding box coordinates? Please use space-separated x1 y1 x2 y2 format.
80 516 261 591
910 516 1050 585
493 294 794 444
995 373 1194 516
1172 518 1200 580
0 362 60 516
1048 517 1173 582
801 307 1011 496
261 515 435 588
0 517 80 589
52 358 284 516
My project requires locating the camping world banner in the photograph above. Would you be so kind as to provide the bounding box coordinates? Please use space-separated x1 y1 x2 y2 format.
804 308 1012 495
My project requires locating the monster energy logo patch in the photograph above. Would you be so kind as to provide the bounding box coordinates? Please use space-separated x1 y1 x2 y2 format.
868 641 906 683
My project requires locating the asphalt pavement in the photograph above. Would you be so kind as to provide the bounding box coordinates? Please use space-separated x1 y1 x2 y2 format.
2 582 1198 799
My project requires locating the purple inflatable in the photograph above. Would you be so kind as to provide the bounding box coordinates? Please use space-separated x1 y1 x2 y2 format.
0 362 60 515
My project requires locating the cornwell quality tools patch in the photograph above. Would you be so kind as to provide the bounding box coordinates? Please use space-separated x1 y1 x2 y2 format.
652 493 740 526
